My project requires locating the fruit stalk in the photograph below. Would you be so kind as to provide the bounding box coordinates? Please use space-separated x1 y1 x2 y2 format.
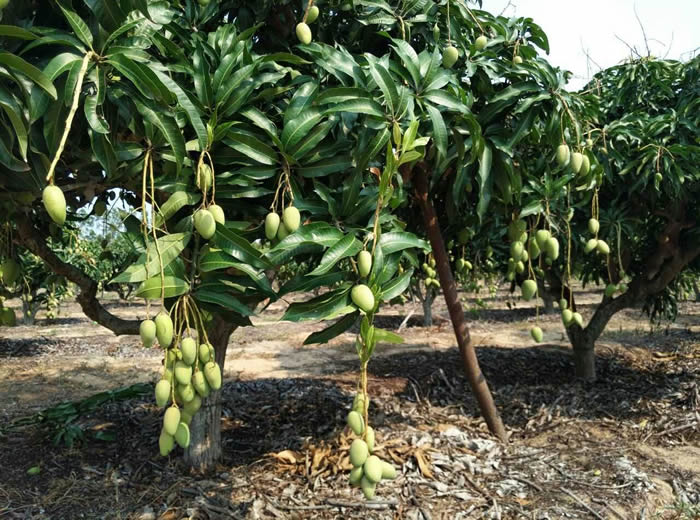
45 51 93 184
413 162 507 442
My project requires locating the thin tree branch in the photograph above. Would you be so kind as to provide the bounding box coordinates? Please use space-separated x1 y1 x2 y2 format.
633 5 651 57
14 213 140 335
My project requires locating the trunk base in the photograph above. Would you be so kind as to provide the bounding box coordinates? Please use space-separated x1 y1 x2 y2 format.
573 344 596 382
184 395 222 471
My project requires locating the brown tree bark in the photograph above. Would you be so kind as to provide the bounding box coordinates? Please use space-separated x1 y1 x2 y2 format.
413 162 507 442
184 314 236 471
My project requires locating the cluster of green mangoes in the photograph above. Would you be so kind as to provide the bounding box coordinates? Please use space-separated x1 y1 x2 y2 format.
346 393 397 498
296 3 320 45
264 206 301 241
583 218 610 255
0 257 19 286
604 278 628 297
555 144 591 175
140 312 223 455
421 257 440 289
442 35 488 69
559 298 584 329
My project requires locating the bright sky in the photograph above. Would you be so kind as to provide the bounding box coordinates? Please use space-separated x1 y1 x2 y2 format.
486 0 700 90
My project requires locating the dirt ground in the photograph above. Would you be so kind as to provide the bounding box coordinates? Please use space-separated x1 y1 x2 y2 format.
0 287 698 519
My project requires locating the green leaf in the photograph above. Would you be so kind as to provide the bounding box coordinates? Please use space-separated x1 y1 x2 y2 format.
380 268 414 301
366 55 399 115
108 54 172 103
133 101 185 173
377 232 430 255
303 312 359 345
308 234 363 276
57 2 93 49
0 25 37 40
198 250 274 296
317 87 370 104
426 104 447 159
0 52 57 99
155 191 201 227
373 327 404 344
298 156 354 178
152 70 208 150
195 288 254 316
279 271 346 297
391 39 420 87
225 131 278 165
476 144 493 221
112 233 191 283
323 99 385 118
281 109 323 152
0 87 28 160
215 224 272 270
135 276 189 299
423 91 469 114
282 286 353 322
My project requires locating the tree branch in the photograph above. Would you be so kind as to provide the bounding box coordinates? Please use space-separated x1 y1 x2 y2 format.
14 213 140 335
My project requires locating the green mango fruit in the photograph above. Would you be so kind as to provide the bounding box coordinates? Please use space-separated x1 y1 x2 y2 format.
521 249 529 263
572 312 584 327
349 466 364 486
570 152 584 173
194 209 216 240
175 422 190 448
357 250 372 278
464 260 473 270
276 221 289 241
198 163 212 193
140 319 156 348
363 455 382 483
283 206 301 233
349 439 369 467
521 279 537 301
1 258 19 285
618 283 628 293
352 393 368 413
507 219 526 241
174 361 192 386
184 394 202 415
381 460 397 480
515 261 525 274
555 144 570 167
588 218 600 235
175 421 190 449
545 237 560 260
155 312 173 348
535 229 551 249
159 430 175 456
198 343 211 363
429 258 436 268
580 155 591 175
510 241 524 260
181 337 197 366
559 298 568 310
584 238 599 254
475 35 488 50
655 172 663 183
209 204 225 225
561 309 574 326
155 379 171 408
296 22 312 44
442 45 459 68
366 426 375 453
163 406 181 436
360 477 376 499
204 361 222 390
456 258 466 272
179 383 196 403
306 4 319 23
513 55 523 65
42 185 67 226
351 284 375 313
530 326 543 343
586 138 594 147
265 213 280 240
347 410 364 435
604 284 617 297
528 238 541 260
596 240 610 255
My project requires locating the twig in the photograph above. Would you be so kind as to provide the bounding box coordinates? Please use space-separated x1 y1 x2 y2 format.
559 487 605 520
397 306 416 332
463 472 491 498
511 476 543 492
633 5 651 57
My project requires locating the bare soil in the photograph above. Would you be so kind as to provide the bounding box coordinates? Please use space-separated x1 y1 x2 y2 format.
0 287 698 519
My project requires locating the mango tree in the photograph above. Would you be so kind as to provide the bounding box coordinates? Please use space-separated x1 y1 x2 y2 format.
0 0 590 484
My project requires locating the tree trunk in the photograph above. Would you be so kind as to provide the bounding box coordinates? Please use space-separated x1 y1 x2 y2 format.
537 278 555 314
570 333 596 381
413 162 507 442
184 315 236 471
422 287 434 326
